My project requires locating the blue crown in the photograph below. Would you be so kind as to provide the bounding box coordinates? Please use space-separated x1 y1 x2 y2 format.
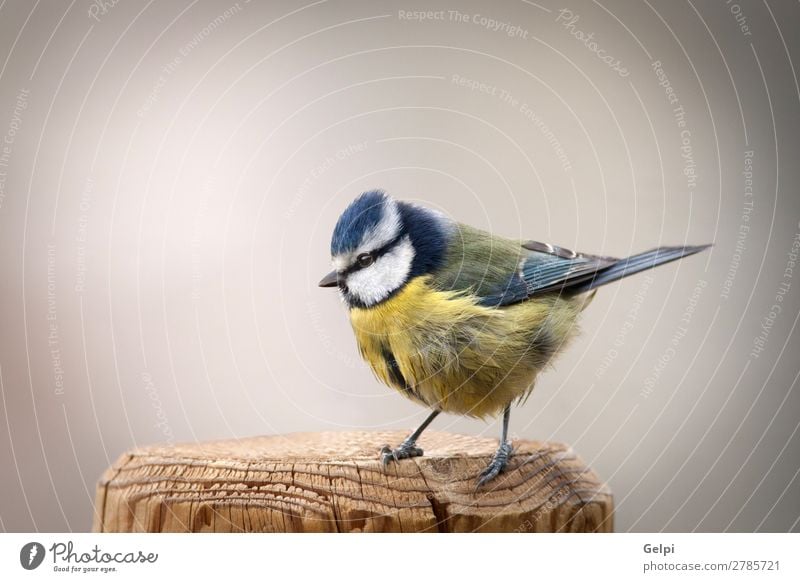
330 190 392 255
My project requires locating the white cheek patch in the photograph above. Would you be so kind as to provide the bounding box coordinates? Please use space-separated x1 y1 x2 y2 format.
345 236 415 306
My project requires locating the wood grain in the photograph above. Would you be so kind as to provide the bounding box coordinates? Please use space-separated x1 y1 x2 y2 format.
93 431 613 533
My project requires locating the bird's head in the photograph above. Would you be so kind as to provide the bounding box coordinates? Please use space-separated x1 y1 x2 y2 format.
319 190 451 308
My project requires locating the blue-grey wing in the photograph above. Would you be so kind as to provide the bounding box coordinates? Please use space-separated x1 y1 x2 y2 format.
477 240 617 307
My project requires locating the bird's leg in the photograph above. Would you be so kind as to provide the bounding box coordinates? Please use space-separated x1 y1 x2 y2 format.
380 409 440 467
476 405 514 488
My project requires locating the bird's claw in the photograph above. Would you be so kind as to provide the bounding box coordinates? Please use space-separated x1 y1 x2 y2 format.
379 441 423 467
476 441 513 488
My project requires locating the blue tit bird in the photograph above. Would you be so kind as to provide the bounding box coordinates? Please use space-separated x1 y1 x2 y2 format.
319 190 710 487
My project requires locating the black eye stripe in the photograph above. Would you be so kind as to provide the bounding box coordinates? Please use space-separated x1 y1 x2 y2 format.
340 234 404 276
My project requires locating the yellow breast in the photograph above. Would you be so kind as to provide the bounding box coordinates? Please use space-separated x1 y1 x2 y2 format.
348 276 582 418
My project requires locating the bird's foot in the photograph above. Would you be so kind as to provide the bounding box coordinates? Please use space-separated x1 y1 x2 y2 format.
379 440 423 467
476 441 513 488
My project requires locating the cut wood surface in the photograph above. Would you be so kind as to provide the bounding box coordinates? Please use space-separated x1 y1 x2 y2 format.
94 431 613 533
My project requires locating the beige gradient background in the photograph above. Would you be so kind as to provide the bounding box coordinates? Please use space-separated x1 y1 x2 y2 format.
0 0 798 532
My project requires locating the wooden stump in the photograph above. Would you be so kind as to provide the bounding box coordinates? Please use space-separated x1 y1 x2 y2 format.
93 431 613 533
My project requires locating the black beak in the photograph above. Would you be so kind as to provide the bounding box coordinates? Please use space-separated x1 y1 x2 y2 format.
318 270 339 288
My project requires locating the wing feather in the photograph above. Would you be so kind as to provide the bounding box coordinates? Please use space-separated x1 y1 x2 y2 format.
432 226 707 308
476 240 617 306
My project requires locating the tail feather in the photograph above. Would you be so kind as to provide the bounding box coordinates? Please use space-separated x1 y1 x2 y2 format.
573 244 711 293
